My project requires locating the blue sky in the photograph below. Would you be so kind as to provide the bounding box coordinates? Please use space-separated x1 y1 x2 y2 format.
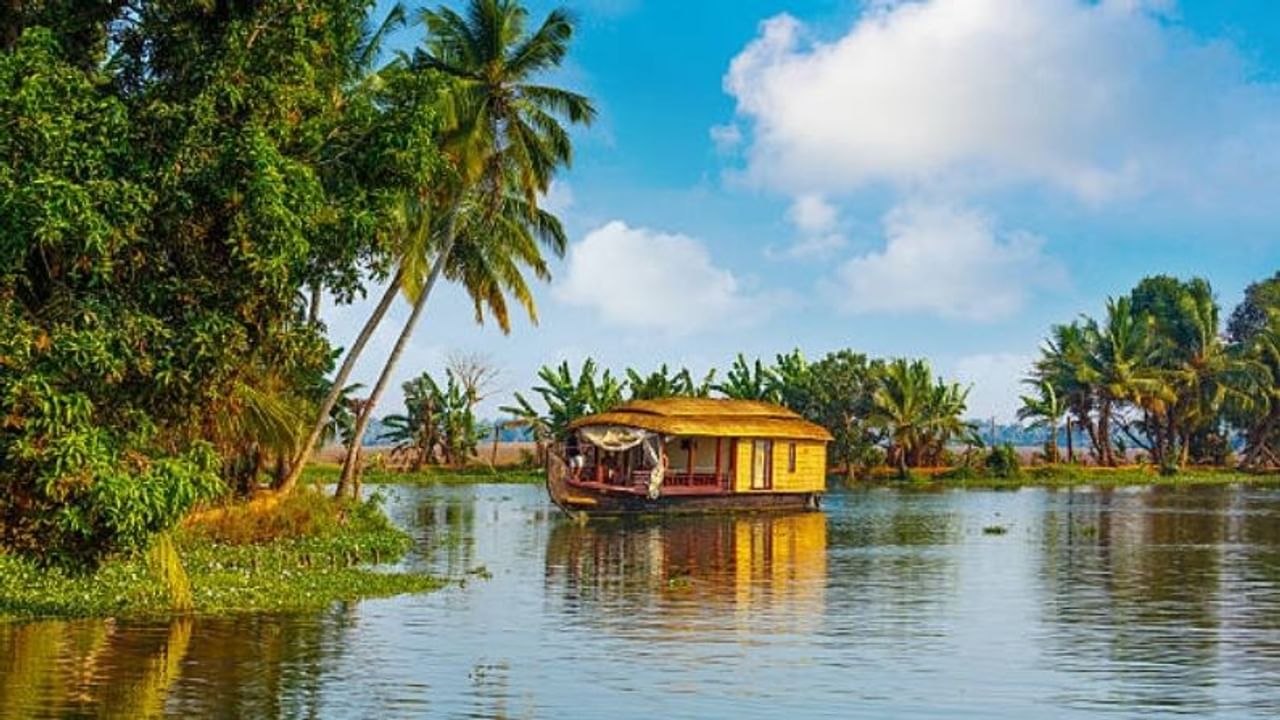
332 0 1280 421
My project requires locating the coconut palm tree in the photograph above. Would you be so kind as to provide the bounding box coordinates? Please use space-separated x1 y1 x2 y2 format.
1017 381 1065 463
279 2 422 494
921 380 975 466
869 358 934 477
334 0 594 494
1032 321 1096 462
1081 297 1165 466
1230 311 1280 468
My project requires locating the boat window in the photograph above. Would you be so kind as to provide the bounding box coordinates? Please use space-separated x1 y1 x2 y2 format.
788 442 797 473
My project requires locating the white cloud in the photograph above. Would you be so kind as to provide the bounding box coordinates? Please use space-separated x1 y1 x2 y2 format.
952 352 1036 422
788 194 838 233
723 0 1280 203
555 220 758 336
827 201 1064 320
781 232 847 260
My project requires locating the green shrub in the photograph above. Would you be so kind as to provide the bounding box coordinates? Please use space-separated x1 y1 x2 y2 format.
984 444 1021 478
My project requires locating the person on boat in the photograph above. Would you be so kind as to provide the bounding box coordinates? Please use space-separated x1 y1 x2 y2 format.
566 432 585 476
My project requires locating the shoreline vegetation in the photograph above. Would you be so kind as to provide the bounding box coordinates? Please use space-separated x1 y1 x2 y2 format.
302 461 543 487
855 463 1278 489
0 491 441 623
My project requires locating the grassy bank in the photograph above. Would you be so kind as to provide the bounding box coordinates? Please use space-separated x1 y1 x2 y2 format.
0 492 442 622
851 465 1280 489
302 462 544 487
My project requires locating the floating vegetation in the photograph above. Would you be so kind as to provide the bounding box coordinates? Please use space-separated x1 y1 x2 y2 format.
0 494 441 621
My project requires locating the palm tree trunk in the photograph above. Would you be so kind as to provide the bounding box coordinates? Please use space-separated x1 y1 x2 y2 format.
1065 416 1074 463
1098 399 1114 466
339 222 460 497
276 267 405 495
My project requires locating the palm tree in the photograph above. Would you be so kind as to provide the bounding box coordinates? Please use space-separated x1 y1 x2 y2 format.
1032 321 1096 462
1160 285 1252 466
1230 311 1280 468
1017 381 1065 463
279 3 418 494
869 358 934 477
921 380 974 466
335 0 594 494
1081 297 1164 466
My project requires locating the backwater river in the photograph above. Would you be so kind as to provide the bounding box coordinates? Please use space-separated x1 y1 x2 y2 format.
4 482 1280 718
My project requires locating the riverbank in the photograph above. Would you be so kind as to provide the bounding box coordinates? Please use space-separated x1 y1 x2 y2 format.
302 462 543 487
854 464 1280 489
0 491 442 622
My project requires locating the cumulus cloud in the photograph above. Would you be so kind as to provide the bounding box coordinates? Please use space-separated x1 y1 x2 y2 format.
555 221 758 335
788 194 838 233
952 352 1037 421
723 0 1280 203
827 202 1064 320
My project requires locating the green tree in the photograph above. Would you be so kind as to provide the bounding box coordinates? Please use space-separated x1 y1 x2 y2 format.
384 370 478 471
1017 381 1065 463
869 359 935 477
1227 272 1280 344
796 351 884 479
0 2 400 565
713 354 779 402
500 359 623 451
336 0 594 493
1081 297 1164 466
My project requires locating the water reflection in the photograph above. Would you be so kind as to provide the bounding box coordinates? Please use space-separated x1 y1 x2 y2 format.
545 513 827 636
1038 485 1280 714
4 483 1280 718
0 618 190 719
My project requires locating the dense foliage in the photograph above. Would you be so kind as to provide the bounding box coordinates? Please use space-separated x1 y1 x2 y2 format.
384 370 480 469
1027 273 1280 470
503 351 973 478
0 1 450 566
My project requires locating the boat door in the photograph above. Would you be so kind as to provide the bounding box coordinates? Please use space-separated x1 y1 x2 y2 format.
750 440 773 490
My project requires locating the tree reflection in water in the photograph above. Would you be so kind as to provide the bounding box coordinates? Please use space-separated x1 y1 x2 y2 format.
1037 485 1280 714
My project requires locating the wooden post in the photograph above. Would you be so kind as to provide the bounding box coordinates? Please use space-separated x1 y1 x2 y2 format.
714 437 723 491
686 439 694 485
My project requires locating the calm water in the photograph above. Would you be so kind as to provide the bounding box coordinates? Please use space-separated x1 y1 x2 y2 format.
4 483 1280 719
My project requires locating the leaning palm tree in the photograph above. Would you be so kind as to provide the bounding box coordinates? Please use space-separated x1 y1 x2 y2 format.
278 3 420 494
331 0 594 495
330 0 588 491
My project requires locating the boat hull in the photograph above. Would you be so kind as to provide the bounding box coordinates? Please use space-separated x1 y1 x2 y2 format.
546 454 821 515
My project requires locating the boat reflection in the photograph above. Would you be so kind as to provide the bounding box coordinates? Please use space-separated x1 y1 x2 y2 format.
544 512 827 635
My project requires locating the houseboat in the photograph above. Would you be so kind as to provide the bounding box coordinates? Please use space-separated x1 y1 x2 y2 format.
546 398 832 514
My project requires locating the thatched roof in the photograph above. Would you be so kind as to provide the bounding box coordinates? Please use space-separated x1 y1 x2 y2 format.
569 398 833 442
